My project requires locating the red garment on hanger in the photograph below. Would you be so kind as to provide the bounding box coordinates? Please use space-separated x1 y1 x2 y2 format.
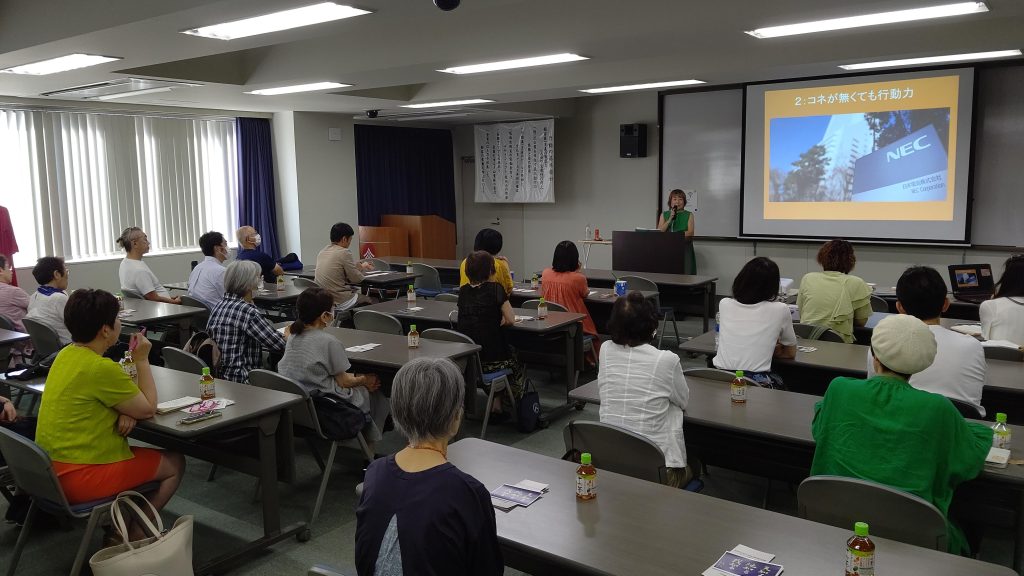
0 206 19 286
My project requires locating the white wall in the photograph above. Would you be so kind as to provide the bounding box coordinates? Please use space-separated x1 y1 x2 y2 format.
454 91 661 277
273 111 301 258
454 92 1020 295
14 250 210 294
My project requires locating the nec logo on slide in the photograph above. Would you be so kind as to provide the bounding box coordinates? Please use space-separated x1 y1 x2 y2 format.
886 135 932 162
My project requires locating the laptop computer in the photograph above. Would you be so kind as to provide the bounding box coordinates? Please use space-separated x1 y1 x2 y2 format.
947 264 995 304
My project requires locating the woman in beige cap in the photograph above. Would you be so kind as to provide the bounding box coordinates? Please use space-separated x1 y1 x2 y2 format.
810 314 992 557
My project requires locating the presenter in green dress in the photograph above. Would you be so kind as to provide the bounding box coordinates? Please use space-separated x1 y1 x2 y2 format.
656 189 696 274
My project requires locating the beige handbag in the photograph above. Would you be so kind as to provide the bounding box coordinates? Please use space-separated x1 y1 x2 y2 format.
89 490 195 576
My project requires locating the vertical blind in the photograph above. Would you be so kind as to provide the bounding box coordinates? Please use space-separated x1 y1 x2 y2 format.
0 108 238 264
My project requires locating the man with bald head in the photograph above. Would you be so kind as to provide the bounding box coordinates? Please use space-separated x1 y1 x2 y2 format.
236 225 283 285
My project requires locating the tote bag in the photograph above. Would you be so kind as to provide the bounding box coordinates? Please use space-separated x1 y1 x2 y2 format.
89 491 194 576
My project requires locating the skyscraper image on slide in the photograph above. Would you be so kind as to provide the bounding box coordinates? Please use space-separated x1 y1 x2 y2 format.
769 108 950 203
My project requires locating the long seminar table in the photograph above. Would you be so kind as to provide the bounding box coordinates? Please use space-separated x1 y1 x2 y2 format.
680 330 1024 419
580 268 717 333
447 438 1014 576
120 298 207 344
359 299 585 414
569 377 1024 572
378 255 461 285
321 326 482 414
507 283 658 334
874 290 982 321
285 266 420 292
0 328 30 347
5 365 307 575
166 279 306 306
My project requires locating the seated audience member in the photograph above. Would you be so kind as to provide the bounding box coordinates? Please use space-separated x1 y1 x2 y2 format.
235 225 283 285
35 289 184 538
980 254 1024 345
25 256 72 344
797 239 872 343
598 292 693 487
279 287 389 441
314 222 374 308
187 231 229 309
356 357 502 576
541 240 600 359
0 254 29 332
713 257 797 389
457 250 525 417
894 266 987 416
207 261 286 383
0 394 36 465
117 227 181 304
459 228 513 295
811 314 991 556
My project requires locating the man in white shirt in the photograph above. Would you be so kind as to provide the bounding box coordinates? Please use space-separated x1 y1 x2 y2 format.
187 231 229 309
895 266 988 416
117 227 180 304
25 256 72 344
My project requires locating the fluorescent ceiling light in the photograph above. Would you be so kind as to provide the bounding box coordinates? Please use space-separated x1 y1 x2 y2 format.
396 113 470 121
246 81 350 95
580 79 705 94
839 49 1021 70
745 2 988 39
1 54 121 75
93 87 174 101
439 53 588 74
401 99 495 108
182 2 372 40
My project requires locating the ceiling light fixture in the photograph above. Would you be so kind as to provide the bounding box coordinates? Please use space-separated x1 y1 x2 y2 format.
439 53 588 74
745 1 988 39
0 54 122 75
182 2 372 40
246 81 351 95
401 99 495 108
839 48 1021 70
580 79 705 94
93 87 174 101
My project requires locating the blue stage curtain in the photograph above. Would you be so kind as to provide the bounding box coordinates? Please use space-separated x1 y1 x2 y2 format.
354 124 456 227
236 117 280 258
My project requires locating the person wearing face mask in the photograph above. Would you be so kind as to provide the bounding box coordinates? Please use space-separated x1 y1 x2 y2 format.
117 227 181 304
187 231 230 309
656 188 697 274
235 225 283 285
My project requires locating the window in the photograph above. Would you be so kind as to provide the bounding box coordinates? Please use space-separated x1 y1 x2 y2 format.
0 108 238 264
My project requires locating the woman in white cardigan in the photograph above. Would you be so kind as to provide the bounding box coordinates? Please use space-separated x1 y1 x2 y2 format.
981 254 1024 346
597 291 693 488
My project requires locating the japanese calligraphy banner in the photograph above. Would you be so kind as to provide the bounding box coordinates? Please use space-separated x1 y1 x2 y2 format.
475 119 554 203
741 69 975 244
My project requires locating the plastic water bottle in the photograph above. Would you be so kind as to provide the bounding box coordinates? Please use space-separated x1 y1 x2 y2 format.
276 275 285 292
585 224 591 241
845 522 875 576
120 351 138 385
714 311 721 347
408 324 420 349
730 370 747 404
406 261 413 274
537 297 548 319
407 284 416 306
531 274 539 289
200 367 216 401
993 412 1012 449
575 452 596 501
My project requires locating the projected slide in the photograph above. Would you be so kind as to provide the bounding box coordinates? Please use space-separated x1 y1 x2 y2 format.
761 74 961 222
742 70 974 243
769 109 949 203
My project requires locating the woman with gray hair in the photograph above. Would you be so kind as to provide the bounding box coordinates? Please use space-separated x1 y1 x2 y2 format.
355 357 502 575
206 260 286 383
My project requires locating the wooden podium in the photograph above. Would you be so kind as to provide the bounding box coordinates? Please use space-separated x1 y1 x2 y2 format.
381 215 456 259
358 226 408 257
611 230 689 274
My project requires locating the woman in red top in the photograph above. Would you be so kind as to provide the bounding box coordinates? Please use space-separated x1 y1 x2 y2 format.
541 241 600 361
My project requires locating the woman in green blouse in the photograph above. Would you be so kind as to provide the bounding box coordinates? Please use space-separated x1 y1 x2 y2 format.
656 189 696 274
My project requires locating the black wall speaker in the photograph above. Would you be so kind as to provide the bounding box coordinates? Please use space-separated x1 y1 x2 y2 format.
620 123 647 158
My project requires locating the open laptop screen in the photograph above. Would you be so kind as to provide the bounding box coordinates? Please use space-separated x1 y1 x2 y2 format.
948 264 993 295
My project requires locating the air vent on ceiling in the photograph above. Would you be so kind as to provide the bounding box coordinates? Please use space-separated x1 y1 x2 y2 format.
41 78 202 100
